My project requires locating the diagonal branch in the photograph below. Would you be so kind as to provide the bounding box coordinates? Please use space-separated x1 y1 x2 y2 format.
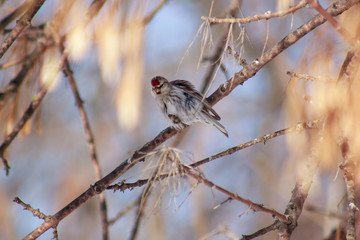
0 0 47 59
0 37 51 109
107 119 320 192
58 40 109 240
206 0 360 106
0 86 48 175
278 140 320 239
201 0 307 24
23 0 359 238
183 165 288 222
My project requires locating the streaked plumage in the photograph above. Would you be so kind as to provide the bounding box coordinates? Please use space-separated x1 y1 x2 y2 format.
150 76 228 137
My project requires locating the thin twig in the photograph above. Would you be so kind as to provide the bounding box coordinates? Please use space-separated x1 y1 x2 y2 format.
191 120 320 168
142 0 168 25
23 127 178 240
241 221 280 240
0 0 32 30
339 138 358 240
108 198 139 225
0 51 67 175
129 186 152 240
183 165 288 222
0 0 47 59
206 0 359 106
306 0 357 46
287 71 335 82
201 0 307 24
23 0 359 238
306 205 344 219
13 197 49 221
58 39 109 240
0 38 51 109
0 86 47 175
278 139 321 239
107 120 320 192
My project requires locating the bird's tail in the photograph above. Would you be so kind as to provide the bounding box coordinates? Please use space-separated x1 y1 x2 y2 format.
201 111 229 137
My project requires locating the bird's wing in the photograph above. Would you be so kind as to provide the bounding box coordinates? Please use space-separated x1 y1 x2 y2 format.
172 80 221 120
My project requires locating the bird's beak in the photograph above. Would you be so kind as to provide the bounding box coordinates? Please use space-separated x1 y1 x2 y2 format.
155 87 161 94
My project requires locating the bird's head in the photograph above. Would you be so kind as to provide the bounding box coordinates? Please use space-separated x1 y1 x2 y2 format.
151 76 171 96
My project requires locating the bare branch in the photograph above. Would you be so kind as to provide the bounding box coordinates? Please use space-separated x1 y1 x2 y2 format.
108 120 320 192
22 0 359 238
0 38 51 109
278 143 320 239
0 0 47 59
0 86 48 175
183 165 288 222
201 0 307 24
306 0 357 46
241 221 280 240
58 39 109 240
142 0 168 25
14 197 49 221
339 138 358 240
206 0 360 106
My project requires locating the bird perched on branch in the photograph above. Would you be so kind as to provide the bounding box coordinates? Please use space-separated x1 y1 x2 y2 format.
150 76 228 137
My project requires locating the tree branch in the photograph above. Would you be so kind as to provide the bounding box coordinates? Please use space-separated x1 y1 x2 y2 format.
206 0 360 106
201 0 307 24
0 0 47 59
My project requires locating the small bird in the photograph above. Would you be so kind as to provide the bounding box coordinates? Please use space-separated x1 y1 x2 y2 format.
150 76 228 137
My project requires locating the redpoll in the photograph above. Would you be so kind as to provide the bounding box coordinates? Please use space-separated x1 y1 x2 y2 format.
151 76 228 137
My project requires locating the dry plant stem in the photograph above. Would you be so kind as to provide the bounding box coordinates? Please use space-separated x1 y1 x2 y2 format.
200 1 240 94
241 221 280 240
0 40 50 109
307 0 357 46
0 86 48 175
0 0 31 30
85 0 107 24
201 0 307 24
184 166 288 222
60 44 109 240
337 47 360 83
107 120 320 191
206 0 360 106
108 198 139 225
14 197 49 221
200 26 231 94
278 148 320 239
129 186 152 240
339 138 357 240
0 0 47 59
142 0 168 24
24 0 358 238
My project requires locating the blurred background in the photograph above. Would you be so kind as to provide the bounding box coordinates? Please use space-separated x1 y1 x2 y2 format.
0 0 358 239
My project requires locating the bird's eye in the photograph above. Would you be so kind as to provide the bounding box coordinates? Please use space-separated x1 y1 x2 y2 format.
151 79 160 86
